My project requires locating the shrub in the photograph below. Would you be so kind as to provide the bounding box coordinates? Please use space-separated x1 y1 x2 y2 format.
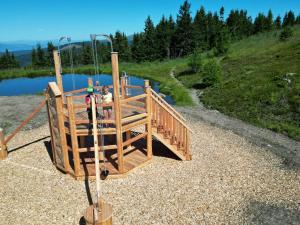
195 59 222 89
188 49 203 73
279 27 293 41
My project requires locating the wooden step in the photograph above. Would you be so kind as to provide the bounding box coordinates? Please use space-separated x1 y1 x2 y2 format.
152 128 188 161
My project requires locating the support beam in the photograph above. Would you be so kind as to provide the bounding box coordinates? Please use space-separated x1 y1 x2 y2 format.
145 80 153 159
111 52 124 173
53 50 64 101
0 128 8 160
66 95 81 176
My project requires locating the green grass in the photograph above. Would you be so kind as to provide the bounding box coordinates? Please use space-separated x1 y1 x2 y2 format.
178 26 300 140
0 58 193 106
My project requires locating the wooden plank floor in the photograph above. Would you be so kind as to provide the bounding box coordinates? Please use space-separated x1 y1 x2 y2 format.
73 142 149 178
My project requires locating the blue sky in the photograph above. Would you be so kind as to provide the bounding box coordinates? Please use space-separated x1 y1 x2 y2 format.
0 0 300 42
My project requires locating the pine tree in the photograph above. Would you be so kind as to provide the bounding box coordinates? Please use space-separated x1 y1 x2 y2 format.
155 15 175 60
131 33 144 62
283 11 295 27
46 42 55 67
254 13 267 33
219 6 225 22
266 9 274 30
82 43 93 65
174 0 194 57
31 48 37 67
0 49 20 69
36 44 46 67
275 16 281 29
113 31 131 62
142 16 157 60
193 6 208 50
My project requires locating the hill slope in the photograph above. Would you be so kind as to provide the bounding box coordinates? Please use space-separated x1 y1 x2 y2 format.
200 27 300 140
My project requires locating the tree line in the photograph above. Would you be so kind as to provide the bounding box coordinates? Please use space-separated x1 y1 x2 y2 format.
1 0 300 70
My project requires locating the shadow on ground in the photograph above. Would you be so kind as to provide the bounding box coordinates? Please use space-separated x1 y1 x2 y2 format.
245 201 300 225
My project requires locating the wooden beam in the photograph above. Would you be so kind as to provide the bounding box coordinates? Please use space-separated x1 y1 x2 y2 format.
121 113 147 124
145 80 153 159
53 50 64 100
4 99 46 145
111 52 124 173
123 132 147 147
66 95 81 176
56 94 70 172
122 118 147 132
0 128 8 160
121 94 147 104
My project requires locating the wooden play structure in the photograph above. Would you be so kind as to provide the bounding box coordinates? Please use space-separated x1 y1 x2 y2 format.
45 50 192 179
0 36 192 225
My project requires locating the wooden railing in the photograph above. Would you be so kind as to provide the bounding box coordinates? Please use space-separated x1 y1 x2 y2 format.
151 89 191 160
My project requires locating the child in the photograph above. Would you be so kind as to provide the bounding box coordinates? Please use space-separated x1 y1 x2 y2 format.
85 86 99 123
102 86 113 126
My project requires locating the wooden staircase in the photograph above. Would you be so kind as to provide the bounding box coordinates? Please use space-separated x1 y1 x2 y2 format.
150 89 192 160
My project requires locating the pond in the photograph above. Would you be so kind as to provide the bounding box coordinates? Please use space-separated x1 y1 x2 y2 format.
0 74 174 104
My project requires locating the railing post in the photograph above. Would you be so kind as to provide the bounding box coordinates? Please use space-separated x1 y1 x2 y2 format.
53 50 64 101
66 94 81 177
121 77 126 99
145 80 153 159
111 52 124 173
0 128 8 160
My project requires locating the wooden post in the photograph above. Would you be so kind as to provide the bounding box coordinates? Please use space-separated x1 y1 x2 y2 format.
56 94 70 172
0 128 8 160
91 96 101 210
121 77 126 99
111 52 124 173
53 50 64 101
144 80 153 159
66 94 81 177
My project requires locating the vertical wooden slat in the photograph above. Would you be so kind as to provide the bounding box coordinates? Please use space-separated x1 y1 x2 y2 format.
66 95 81 176
121 77 126 99
53 50 64 101
56 94 70 172
45 92 56 163
145 80 153 159
111 52 124 173
0 128 7 160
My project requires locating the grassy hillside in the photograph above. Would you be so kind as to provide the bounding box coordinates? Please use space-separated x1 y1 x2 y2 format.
179 26 300 140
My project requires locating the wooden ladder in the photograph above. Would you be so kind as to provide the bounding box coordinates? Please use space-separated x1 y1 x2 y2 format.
150 89 192 160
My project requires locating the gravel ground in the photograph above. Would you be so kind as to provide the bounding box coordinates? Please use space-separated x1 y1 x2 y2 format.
1 113 300 225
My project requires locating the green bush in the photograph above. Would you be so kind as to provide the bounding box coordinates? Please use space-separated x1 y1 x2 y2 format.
201 59 222 88
188 49 203 73
279 27 293 41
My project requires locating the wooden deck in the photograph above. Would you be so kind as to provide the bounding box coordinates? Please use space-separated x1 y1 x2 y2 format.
70 140 150 179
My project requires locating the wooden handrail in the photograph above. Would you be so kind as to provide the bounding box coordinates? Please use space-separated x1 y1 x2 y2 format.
121 93 147 104
75 119 115 125
151 95 192 132
125 85 144 89
151 88 186 122
4 98 46 144
122 113 147 124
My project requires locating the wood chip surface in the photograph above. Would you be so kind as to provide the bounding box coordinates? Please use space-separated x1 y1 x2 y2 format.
0 115 299 225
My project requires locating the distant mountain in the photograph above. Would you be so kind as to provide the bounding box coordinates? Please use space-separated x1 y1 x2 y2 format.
0 40 51 52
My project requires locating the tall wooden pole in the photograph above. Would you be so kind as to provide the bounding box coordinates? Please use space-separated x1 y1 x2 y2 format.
0 128 8 160
144 80 153 159
91 96 101 221
53 50 64 101
111 52 124 173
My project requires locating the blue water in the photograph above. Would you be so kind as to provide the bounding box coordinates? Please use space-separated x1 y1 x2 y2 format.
0 74 174 104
